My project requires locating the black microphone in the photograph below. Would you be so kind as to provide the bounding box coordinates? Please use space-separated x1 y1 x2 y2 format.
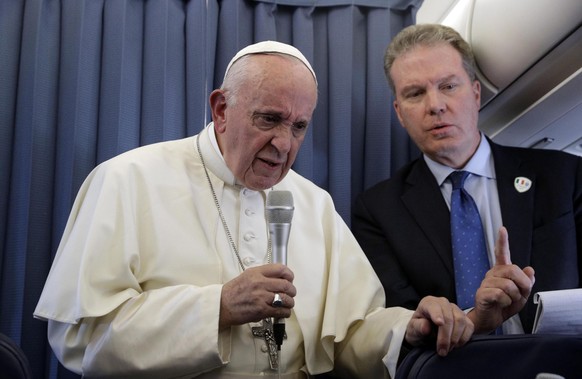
266 190 294 350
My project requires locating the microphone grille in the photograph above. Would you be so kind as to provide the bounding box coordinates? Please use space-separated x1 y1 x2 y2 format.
535 374 565 379
266 191 294 223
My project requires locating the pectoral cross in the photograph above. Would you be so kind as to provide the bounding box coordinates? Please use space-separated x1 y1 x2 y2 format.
251 318 279 370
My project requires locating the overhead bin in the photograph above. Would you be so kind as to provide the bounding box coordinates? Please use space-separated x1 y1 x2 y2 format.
416 0 582 154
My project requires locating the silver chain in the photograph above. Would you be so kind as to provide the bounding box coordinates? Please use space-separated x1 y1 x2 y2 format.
196 134 272 272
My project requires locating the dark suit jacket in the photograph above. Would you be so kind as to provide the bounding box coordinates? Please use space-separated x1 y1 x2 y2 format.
352 140 582 333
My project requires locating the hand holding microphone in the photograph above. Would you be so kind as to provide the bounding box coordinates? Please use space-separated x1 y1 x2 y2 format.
266 190 294 350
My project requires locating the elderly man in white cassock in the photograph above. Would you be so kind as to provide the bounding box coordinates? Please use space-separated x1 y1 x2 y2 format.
34 41 474 378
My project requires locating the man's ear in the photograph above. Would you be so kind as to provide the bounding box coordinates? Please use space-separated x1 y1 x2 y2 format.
472 80 481 107
209 89 227 133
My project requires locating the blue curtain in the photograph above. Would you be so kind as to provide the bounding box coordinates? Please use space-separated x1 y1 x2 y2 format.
0 0 421 377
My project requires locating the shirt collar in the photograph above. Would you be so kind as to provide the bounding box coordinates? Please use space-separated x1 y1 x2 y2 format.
199 122 238 187
424 133 496 186
208 122 225 163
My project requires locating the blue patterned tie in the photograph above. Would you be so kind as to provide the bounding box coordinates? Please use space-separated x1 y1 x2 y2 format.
449 171 490 309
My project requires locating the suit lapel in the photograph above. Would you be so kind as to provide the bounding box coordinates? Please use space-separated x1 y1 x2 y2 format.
491 142 535 269
490 141 537 332
401 159 455 277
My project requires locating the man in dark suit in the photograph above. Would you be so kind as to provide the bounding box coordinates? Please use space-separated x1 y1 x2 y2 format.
352 23 581 334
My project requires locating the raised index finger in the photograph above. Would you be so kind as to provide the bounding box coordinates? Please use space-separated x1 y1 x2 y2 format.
494 226 511 266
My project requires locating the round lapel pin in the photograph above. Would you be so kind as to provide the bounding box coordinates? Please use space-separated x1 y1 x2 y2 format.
514 177 532 193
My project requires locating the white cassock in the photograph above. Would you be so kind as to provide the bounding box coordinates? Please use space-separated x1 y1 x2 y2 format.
34 124 413 378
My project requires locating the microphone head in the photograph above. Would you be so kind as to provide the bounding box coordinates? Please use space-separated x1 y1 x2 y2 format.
266 191 294 224
535 374 565 379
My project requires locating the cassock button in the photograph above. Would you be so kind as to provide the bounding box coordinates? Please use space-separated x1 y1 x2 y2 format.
243 233 255 241
245 209 254 217
242 256 255 266
261 344 268 353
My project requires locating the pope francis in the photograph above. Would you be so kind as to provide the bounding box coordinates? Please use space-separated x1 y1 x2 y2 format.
34 41 474 379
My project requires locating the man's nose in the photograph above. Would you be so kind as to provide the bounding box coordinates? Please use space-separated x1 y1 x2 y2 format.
426 89 446 115
270 125 292 153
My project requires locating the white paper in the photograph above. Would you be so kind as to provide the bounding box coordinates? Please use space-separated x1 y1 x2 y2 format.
532 288 582 334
